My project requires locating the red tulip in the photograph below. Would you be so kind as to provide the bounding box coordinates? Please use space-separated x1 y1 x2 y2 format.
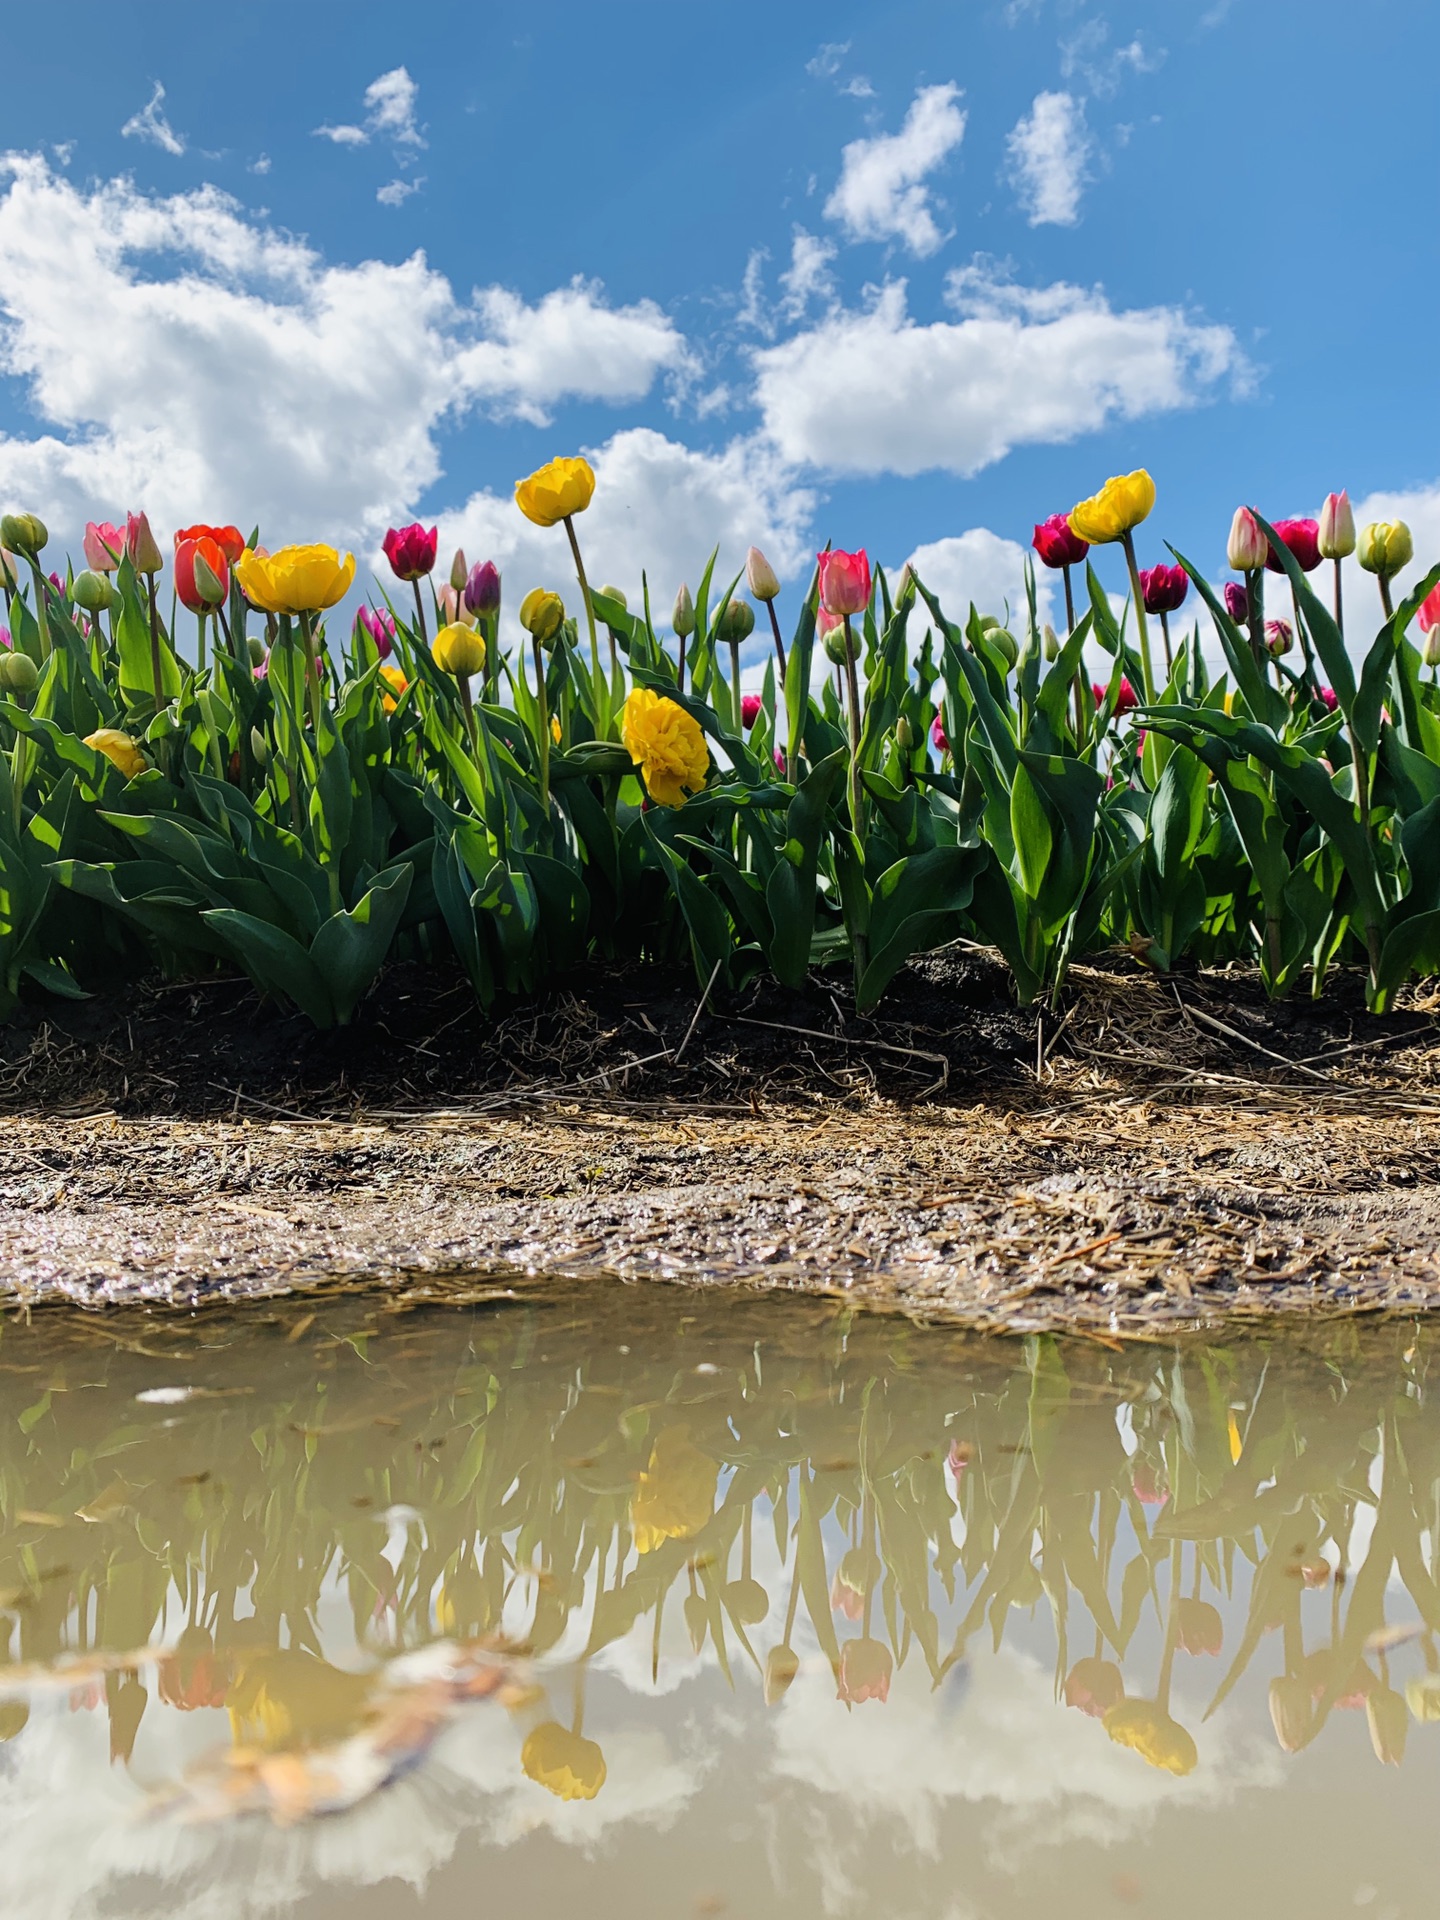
174 535 229 612
383 522 439 581
1417 584 1440 634
1094 675 1138 715
1265 517 1322 574
1032 513 1089 569
931 712 949 754
816 548 870 618
741 693 762 728
174 523 245 565
1138 562 1188 615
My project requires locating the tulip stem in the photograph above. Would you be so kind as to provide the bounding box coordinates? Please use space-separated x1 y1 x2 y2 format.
562 514 603 700
457 673 478 754
1158 609 1173 677
298 611 321 737
1332 556 1345 641
729 637 742 732
1245 568 1266 671
26 560 51 661
145 572 164 716
765 600 788 681
842 616 866 838
1119 532 1156 704
533 635 552 818
411 579 428 646
196 610 207 673
1379 575 1395 621
1062 563 1076 636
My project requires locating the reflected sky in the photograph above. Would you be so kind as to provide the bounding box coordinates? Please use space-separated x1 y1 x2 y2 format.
0 1281 1437 1919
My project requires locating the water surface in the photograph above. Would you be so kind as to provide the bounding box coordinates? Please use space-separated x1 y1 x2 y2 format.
1 1279 1437 1918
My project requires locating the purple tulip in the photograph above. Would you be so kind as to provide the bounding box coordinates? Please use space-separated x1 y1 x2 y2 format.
1223 582 1250 625
356 605 396 659
465 560 501 619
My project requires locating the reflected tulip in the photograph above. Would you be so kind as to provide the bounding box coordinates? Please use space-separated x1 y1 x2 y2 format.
1368 1686 1408 1766
158 1626 229 1711
684 1592 708 1654
764 1645 799 1706
1063 1656 1125 1718
1175 1599 1223 1657
725 1577 769 1625
1404 1675 1440 1723
521 1721 607 1799
1269 1674 1315 1753
630 1425 717 1552
830 1545 881 1623
0 1701 28 1741
227 1649 371 1751
837 1636 892 1705
1103 1698 1197 1775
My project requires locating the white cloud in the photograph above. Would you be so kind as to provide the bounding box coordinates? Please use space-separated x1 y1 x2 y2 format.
52 142 75 169
751 267 1244 477
377 176 424 208
315 65 425 151
736 248 772 336
1007 91 1091 227
248 154 272 176
780 230 837 320
120 82 185 157
905 529 1054 635
0 159 692 556
1060 20 1164 96
823 83 967 257
806 42 850 79
440 426 816 643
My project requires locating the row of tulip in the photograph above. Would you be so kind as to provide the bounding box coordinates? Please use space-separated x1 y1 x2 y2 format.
1 457 1438 1026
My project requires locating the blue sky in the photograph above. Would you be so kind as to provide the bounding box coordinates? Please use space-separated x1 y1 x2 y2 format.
2 0 1438 644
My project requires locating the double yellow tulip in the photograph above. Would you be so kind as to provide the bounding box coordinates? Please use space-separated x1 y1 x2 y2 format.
235 544 355 615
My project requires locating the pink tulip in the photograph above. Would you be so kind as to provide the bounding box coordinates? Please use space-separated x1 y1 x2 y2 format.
1418 584 1440 634
1318 686 1339 711
84 521 125 572
741 693 762 728
1094 676 1138 715
356 605 396 657
816 548 871 618
124 510 162 574
930 712 949 754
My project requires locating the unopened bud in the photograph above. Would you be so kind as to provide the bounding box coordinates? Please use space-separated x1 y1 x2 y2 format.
0 512 47 556
1226 507 1268 574
192 548 228 607
1043 621 1060 661
249 726 270 767
1317 490 1356 560
0 650 40 698
71 570 111 612
598 582 627 615
672 583 696 639
745 546 780 601
125 510 163 574
1358 520 1413 579
248 635 267 667
763 1645 799 1706
519 586 566 647
718 597 755 644
895 713 914 752
822 623 849 664
449 547 468 593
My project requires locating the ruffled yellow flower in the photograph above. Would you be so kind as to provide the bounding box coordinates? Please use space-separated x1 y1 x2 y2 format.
432 622 487 678
1103 1698 1198 1775
235 543 355 614
379 663 408 713
621 688 709 809
515 456 596 528
630 1424 717 1552
1069 470 1156 545
84 728 147 780
521 1722 607 1800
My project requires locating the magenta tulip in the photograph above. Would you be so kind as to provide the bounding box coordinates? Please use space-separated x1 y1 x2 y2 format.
1094 675 1138 715
1138 563 1188 615
382 523 438 582
1223 582 1250 624
1265 517 1322 574
356 605 396 658
741 693 762 728
930 712 949 754
465 560 501 618
816 548 871 618
1032 513 1089 570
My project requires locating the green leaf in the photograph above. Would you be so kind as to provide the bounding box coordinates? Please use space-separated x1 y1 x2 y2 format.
201 908 335 1026
856 844 983 1010
764 748 847 987
308 863 413 1024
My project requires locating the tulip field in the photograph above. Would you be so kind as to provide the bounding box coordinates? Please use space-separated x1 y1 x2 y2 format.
2 463 1440 1029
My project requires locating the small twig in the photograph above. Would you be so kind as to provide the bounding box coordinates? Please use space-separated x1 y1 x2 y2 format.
728 1016 949 1095
1172 992 1334 1082
673 959 724 1066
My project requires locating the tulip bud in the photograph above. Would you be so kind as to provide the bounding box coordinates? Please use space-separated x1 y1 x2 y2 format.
684 1592 708 1655
125 510 163 574
746 546 781 601
519 586 566 647
449 547 468 593
0 548 20 592
822 622 849 664
465 561 502 619
718 597 755 644
432 621 487 679
1368 1686 1408 1766
1223 581 1250 625
0 650 39 698
71 570 110 613
192 547 228 607
598 582 627 613
1424 627 1440 670
895 713 914 752
0 512 47 556
1227 507 1268 573
1269 1675 1315 1754
250 726 270 766
248 635 267 667
980 620 1018 669
672 583 696 639
1265 618 1294 657
1318 490 1356 560
1042 622 1060 661
763 1645 799 1706
1358 520 1414 579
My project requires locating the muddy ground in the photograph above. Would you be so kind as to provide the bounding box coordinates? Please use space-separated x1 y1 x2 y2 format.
3 950 1440 1332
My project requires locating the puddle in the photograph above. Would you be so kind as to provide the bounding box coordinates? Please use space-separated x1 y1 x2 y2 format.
0 1279 1437 1917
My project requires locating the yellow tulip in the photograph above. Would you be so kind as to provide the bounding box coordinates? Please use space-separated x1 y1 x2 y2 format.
379 663 408 712
630 1424 717 1551
521 1722 607 1800
620 688 710 811
432 622 487 678
1103 1698 1198 1775
84 728 147 780
1357 520 1413 578
514 456 596 528
235 543 356 614
1068 470 1156 545
519 587 566 645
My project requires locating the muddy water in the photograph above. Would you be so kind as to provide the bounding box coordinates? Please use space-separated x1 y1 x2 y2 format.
1 1281 1438 1919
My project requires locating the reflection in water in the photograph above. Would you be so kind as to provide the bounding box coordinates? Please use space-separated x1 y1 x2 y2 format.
1 1280 1440 1914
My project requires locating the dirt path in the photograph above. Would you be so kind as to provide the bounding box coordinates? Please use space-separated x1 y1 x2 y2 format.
4 954 1440 1330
